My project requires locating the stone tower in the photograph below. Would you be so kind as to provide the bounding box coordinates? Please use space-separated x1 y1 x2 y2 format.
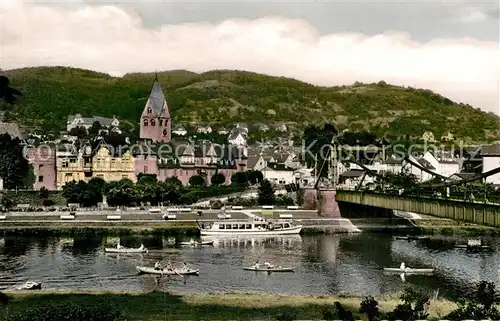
139 74 172 143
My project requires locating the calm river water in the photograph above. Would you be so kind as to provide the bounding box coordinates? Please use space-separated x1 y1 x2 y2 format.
0 233 499 298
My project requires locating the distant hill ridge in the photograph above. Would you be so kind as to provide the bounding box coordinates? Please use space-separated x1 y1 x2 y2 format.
1 66 498 143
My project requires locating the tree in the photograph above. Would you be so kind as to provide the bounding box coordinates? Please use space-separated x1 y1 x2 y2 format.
247 170 263 185
88 121 102 136
231 171 248 186
258 179 275 205
0 75 22 104
189 175 205 187
211 173 225 186
0 134 32 189
0 193 16 210
137 173 157 185
69 126 88 139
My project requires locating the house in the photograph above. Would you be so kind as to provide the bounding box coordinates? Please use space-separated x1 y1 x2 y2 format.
293 168 314 187
67 114 119 132
421 131 436 142
234 123 249 134
172 125 187 136
481 144 500 185
228 128 247 146
56 144 85 189
261 163 296 185
91 140 135 182
339 170 366 188
441 132 454 142
384 156 403 174
196 125 212 134
421 151 460 178
139 75 172 143
246 155 266 171
26 145 57 190
404 155 436 182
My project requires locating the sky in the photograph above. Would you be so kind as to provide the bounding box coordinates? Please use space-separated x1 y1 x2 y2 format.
0 0 499 114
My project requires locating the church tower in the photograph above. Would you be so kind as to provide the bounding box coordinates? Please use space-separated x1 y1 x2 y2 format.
139 75 172 143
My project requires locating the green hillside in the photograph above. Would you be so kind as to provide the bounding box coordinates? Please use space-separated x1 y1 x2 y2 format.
1 66 498 142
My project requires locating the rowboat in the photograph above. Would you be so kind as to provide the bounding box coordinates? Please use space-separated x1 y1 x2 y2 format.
243 266 294 272
105 245 148 253
16 281 42 290
384 268 434 274
394 236 430 241
455 245 492 250
179 241 214 246
136 266 200 275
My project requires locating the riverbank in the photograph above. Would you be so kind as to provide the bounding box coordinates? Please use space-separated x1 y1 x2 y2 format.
1 290 457 320
414 218 500 236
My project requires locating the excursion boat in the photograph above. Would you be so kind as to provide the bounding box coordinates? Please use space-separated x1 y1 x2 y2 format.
197 219 302 236
136 266 200 275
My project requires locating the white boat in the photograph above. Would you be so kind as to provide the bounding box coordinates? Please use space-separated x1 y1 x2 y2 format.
243 266 294 272
198 219 302 236
394 235 430 241
105 245 148 253
384 267 434 274
179 240 214 246
136 266 200 275
16 281 42 290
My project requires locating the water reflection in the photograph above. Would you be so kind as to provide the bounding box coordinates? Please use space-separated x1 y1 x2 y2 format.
1 233 500 297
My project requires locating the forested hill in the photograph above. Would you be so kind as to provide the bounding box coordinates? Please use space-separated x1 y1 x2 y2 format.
1 66 498 142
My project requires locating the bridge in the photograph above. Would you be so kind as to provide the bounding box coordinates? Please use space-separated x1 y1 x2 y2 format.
335 190 500 227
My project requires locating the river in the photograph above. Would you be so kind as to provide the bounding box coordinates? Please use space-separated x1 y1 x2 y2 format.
0 233 498 299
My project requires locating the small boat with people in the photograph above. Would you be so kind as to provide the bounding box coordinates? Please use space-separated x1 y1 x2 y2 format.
455 239 493 251
384 262 434 274
105 243 148 254
136 262 199 275
243 261 294 272
394 235 430 241
197 218 302 236
178 239 214 246
16 281 42 290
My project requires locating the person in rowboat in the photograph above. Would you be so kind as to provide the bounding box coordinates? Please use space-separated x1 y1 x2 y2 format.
189 238 195 245
181 262 188 271
264 262 274 268
117 242 123 250
253 261 260 269
165 262 174 271
154 261 162 271
400 262 406 271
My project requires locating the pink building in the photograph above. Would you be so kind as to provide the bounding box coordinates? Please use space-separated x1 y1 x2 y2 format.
27 146 57 190
139 75 172 143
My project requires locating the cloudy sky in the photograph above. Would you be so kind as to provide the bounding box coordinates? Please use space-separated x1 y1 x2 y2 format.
1 0 499 113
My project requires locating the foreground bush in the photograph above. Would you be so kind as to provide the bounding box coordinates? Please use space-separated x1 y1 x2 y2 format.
2 301 126 321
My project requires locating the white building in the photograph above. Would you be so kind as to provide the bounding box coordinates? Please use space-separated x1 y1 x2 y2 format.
422 151 460 178
481 144 500 185
261 163 296 185
196 125 212 134
67 114 119 132
0 177 3 190
172 125 187 136
228 130 247 146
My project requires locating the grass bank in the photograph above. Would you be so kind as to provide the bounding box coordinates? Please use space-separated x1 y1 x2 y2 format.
415 219 500 236
1 290 458 320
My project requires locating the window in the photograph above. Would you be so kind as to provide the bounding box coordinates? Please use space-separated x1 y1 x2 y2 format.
239 224 245 229
232 224 238 229
246 224 252 229
159 119 163 126
38 164 43 171
62 161 68 168
38 176 43 182
143 120 148 127
144 166 148 173
122 175 128 179
226 225 231 230
147 107 152 114
219 225 225 230
150 119 155 126
163 129 168 136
